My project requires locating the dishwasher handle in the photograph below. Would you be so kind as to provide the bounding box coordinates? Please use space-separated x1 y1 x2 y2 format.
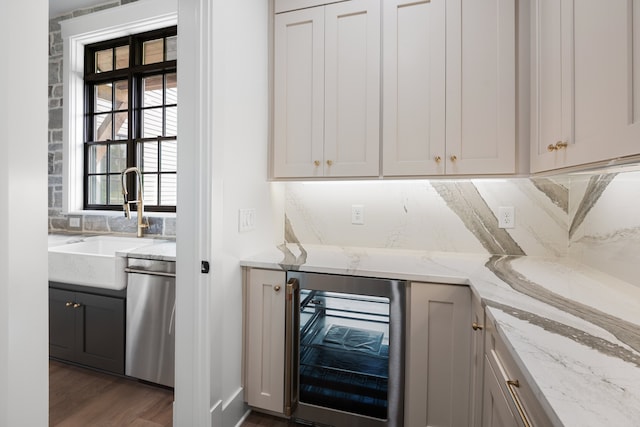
125 267 176 278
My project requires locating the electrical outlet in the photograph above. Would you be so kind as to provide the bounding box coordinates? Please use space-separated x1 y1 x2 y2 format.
238 208 256 232
498 206 515 229
352 205 365 225
68 216 81 228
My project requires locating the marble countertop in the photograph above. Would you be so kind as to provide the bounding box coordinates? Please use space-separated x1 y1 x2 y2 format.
240 244 640 427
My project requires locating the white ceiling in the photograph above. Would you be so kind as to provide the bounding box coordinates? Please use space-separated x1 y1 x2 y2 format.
49 0 112 17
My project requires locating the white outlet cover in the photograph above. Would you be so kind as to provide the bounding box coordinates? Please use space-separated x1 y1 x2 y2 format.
352 205 365 225
498 206 515 229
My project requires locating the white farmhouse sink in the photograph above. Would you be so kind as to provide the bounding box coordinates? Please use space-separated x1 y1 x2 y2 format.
48 236 168 290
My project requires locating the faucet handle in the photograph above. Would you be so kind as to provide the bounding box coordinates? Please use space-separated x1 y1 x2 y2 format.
123 201 130 218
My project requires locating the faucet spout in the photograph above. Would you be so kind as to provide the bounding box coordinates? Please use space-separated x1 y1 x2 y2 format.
121 167 149 237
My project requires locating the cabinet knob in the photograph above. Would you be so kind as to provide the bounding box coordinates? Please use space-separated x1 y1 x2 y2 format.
547 144 558 152
274 285 281 292
65 302 73 307
472 322 484 331
434 156 442 163
73 303 82 308
314 160 320 167
450 155 457 162
326 160 333 167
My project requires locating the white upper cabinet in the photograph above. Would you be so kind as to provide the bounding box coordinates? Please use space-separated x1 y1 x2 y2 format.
446 0 516 175
531 0 640 173
382 0 446 176
273 0 380 178
383 0 516 176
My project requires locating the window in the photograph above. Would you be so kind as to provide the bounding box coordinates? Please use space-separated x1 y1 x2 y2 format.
84 27 177 212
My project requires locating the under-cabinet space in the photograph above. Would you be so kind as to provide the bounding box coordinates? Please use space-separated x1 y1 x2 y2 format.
49 285 125 374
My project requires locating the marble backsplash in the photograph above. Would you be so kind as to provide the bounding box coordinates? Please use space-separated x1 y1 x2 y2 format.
283 170 640 286
49 212 176 237
568 171 640 287
284 178 569 257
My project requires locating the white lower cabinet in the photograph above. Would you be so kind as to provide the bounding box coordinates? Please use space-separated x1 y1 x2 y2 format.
244 268 286 414
482 310 552 427
405 282 472 427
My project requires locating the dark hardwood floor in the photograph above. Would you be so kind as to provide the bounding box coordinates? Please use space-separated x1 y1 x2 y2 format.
50 360 297 427
49 360 173 427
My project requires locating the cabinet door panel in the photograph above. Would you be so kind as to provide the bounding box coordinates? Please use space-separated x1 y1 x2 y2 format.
447 0 515 175
482 357 518 427
246 269 286 413
382 0 446 176
470 293 486 427
76 292 125 374
324 0 380 177
49 288 77 361
530 0 567 172
406 283 471 427
273 7 325 178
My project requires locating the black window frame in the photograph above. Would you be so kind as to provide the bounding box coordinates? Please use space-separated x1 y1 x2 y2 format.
83 26 177 213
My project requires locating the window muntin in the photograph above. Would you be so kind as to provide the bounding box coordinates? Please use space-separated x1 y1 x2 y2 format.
84 27 177 212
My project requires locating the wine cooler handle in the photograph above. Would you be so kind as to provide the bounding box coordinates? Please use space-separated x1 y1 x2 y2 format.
284 277 300 417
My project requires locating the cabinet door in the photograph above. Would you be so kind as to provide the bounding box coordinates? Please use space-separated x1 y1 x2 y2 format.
245 269 286 413
482 357 519 427
49 288 77 361
273 7 325 178
324 0 380 177
75 292 125 374
446 0 515 175
405 283 471 427
382 0 446 176
530 0 572 172
531 0 637 172
470 293 486 427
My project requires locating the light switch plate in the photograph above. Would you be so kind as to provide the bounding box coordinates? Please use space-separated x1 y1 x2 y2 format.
498 206 515 229
238 208 256 232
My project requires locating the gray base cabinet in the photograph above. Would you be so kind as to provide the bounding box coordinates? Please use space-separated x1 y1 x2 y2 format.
49 286 125 374
405 282 471 427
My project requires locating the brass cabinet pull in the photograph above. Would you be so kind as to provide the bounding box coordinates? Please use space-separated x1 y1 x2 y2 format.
326 160 333 166
313 160 320 167
506 378 532 427
450 155 457 162
472 322 484 331
73 303 82 308
434 156 442 163
548 141 568 152
274 285 281 292
65 302 73 307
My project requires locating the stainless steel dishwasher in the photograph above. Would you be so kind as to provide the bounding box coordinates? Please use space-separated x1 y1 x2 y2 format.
125 257 175 387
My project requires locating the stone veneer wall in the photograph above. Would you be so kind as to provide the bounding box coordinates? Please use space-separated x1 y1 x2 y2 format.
48 0 176 237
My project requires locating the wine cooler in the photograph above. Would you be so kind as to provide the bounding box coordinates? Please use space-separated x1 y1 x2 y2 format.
285 271 406 427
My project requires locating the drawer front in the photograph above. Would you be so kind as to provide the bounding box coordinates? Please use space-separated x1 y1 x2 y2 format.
485 318 552 427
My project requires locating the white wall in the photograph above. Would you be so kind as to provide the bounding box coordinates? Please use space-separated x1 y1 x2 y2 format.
210 1 284 425
0 1 49 425
176 1 282 426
